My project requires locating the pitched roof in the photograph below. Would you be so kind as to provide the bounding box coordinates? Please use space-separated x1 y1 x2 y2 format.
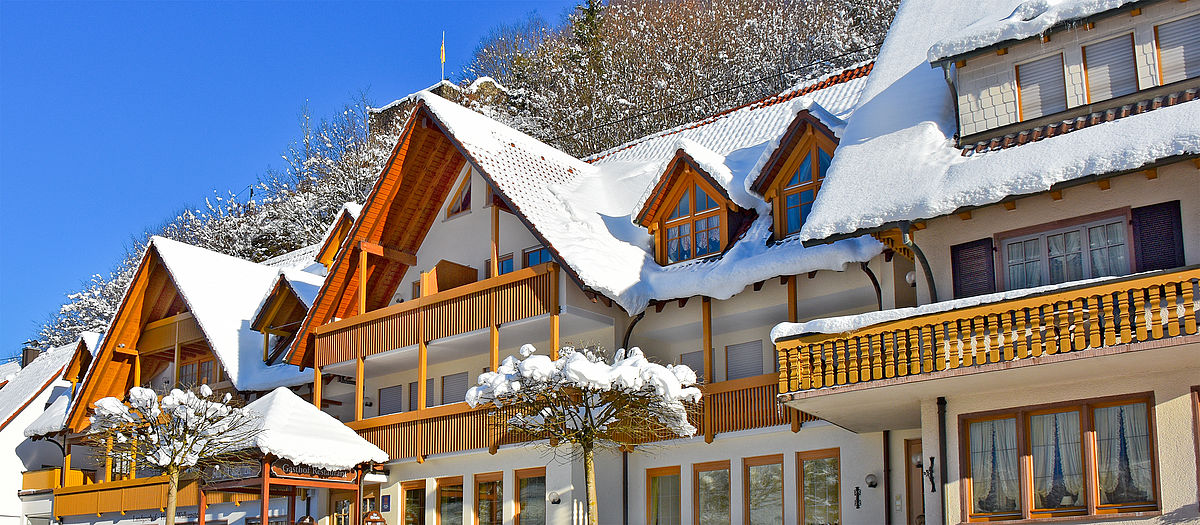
242 387 387 470
0 338 84 432
798 0 1200 244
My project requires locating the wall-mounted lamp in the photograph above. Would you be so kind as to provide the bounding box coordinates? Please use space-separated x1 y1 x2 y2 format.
911 453 923 468
865 473 878 488
548 491 561 505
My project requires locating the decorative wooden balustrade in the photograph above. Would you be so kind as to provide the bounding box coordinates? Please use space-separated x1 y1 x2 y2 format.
53 475 257 517
777 267 1200 394
313 263 555 367
350 373 811 460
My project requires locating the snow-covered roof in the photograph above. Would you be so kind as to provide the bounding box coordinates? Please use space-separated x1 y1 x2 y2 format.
281 268 325 308
24 394 69 438
771 273 1127 342
242 387 387 470
798 0 1200 244
0 339 77 431
370 80 461 114
151 237 309 391
928 0 1142 63
417 62 882 313
0 359 20 386
260 244 320 270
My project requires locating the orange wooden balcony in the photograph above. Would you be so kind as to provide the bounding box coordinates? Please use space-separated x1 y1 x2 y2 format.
21 468 94 492
313 262 556 367
348 373 812 460
777 267 1199 395
52 475 257 518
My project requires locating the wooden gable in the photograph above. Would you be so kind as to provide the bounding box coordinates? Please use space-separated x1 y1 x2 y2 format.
747 110 839 239
251 276 311 364
64 246 220 432
316 209 356 269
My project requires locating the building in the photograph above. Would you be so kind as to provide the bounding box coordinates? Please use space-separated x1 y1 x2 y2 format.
775 0 1199 524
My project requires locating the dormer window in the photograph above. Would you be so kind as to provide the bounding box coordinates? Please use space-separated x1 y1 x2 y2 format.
781 147 832 235
447 175 471 218
665 185 722 263
749 111 837 241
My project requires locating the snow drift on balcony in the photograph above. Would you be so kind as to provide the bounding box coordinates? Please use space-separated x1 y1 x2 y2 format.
798 0 1200 243
928 0 1139 62
415 65 882 313
152 237 309 391
243 387 387 470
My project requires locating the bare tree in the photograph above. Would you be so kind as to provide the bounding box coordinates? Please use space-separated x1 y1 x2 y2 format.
467 345 700 525
86 385 263 525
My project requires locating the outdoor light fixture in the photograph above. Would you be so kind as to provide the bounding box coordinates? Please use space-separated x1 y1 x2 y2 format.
548 491 561 504
865 473 878 488
911 452 923 468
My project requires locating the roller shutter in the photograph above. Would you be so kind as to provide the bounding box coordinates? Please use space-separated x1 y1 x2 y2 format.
1157 14 1200 84
725 340 764 380
1018 54 1067 120
951 238 997 298
1132 200 1184 272
1085 34 1138 101
379 384 404 416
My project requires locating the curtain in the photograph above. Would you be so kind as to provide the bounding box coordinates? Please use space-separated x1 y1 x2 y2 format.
1096 403 1155 505
970 418 1020 514
1030 411 1084 508
651 473 682 525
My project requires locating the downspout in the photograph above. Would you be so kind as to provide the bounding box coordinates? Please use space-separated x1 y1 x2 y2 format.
937 397 949 522
940 61 963 147
621 311 646 349
620 310 644 525
901 222 938 303
883 430 892 525
860 262 883 311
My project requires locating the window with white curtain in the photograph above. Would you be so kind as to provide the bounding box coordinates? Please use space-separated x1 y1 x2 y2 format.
963 398 1157 520
648 467 682 525
1156 13 1200 84
1084 34 1138 102
1001 216 1130 290
1017 54 1067 120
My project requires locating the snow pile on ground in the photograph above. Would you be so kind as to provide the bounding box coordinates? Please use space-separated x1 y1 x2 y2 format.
416 63 882 313
771 273 1128 342
799 0 1200 243
243 387 387 470
467 345 701 437
929 0 1138 62
0 338 80 431
152 237 309 391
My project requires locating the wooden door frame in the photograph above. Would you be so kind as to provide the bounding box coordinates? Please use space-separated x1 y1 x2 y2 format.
905 438 924 525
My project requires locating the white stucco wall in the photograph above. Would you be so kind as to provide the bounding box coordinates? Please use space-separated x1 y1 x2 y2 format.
1 382 70 525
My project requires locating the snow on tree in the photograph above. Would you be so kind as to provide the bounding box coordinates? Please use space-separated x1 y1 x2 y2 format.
87 385 262 525
466 345 701 525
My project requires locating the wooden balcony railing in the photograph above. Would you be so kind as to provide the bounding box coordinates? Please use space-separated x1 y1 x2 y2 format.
349 373 811 460
313 263 556 367
21 468 93 492
777 267 1200 394
53 475 256 517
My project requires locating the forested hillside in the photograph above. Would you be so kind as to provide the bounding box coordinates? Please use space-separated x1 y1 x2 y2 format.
35 0 897 347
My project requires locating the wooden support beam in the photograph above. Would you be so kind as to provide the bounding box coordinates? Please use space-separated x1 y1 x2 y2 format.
677 297 688 308
104 437 113 482
958 211 972 220
260 458 271 525
1097 179 1111 190
490 205 500 278
133 353 141 388
808 270 818 279
312 365 322 409
1145 167 1159 179
359 240 417 266
417 342 428 410
1050 190 1064 200
550 264 560 360
354 356 365 421
701 297 714 443
198 485 207 525
173 321 181 386
752 281 764 292
787 275 798 323
1004 201 1017 211
654 301 666 313
262 332 270 363
358 249 369 316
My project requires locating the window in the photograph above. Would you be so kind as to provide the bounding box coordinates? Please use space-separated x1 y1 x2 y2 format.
402 481 426 525
679 351 704 381
694 461 730 525
647 466 682 525
483 254 514 278
178 362 197 386
725 341 764 381
475 473 503 525
798 449 840 525
780 148 831 236
333 497 353 525
437 477 464 525
664 185 723 264
447 176 471 218
197 359 217 385
962 396 1157 521
412 280 421 300
1083 34 1137 102
379 385 404 416
442 372 469 405
1017 54 1067 120
523 246 553 268
409 378 434 411
1001 216 1130 290
743 455 784 525
1156 13 1200 84
514 467 546 525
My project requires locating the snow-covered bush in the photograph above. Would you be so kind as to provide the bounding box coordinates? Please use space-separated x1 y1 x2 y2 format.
467 344 700 524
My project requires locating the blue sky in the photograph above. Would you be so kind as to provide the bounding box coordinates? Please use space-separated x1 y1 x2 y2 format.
0 0 575 358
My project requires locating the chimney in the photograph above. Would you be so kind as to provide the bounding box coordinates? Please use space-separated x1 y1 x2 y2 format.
21 347 41 368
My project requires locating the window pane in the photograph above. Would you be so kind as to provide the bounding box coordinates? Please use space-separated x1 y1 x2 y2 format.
518 475 546 525
799 189 815 226
697 468 730 525
439 484 463 525
403 488 425 525
817 149 832 179
696 185 718 212
1088 221 1128 278
969 418 1020 515
1048 231 1083 284
747 463 783 525
1095 403 1155 505
802 456 839 525
794 153 813 185
649 472 681 525
1030 411 1084 510
476 480 502 525
669 190 690 220
785 192 802 234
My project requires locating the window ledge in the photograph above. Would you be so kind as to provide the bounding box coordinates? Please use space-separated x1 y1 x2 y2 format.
960 510 1161 524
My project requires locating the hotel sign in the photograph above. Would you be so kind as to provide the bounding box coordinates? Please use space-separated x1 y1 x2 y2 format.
270 460 355 482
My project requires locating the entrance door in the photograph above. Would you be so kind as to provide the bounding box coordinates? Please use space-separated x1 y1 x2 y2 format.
904 439 926 525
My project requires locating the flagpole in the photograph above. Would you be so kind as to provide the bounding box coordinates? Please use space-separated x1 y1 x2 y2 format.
440 31 445 81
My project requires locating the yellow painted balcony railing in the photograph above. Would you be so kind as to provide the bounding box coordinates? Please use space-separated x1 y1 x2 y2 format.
777 267 1200 394
349 373 813 460
313 263 556 367
21 468 93 491
53 475 257 518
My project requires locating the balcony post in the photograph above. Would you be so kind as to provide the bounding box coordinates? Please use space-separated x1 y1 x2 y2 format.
173 320 181 386
198 485 207 525
490 204 500 278
358 249 369 316
260 457 271 525
550 263 560 359
62 442 72 487
104 436 113 482
418 308 428 411
490 204 501 371
786 275 797 323
354 355 364 421
133 353 141 388
702 297 714 443
313 364 322 409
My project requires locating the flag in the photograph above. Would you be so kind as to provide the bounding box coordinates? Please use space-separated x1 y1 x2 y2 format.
440 31 445 65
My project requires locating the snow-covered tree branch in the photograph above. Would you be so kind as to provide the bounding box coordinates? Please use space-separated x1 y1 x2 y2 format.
466 345 700 524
